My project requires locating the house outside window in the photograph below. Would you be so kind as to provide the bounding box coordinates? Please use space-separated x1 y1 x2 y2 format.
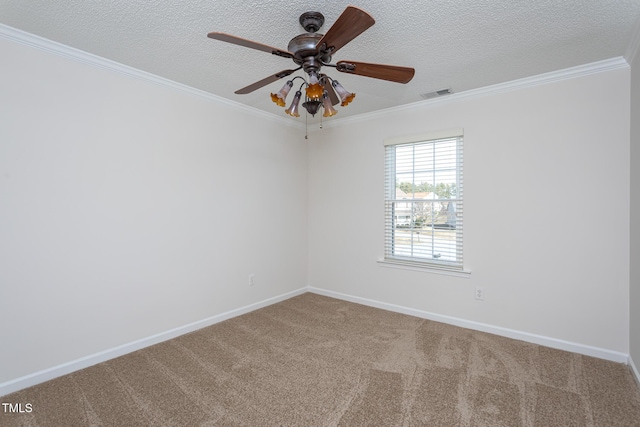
383 129 464 271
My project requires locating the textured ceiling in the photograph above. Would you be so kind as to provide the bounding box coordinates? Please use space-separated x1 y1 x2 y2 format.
2 1 640 123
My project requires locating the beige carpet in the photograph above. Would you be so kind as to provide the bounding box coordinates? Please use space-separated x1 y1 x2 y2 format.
2 292 640 426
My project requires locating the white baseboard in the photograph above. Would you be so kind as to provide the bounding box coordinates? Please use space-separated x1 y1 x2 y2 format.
0 287 307 397
308 287 630 364
2 286 632 397
630 356 640 387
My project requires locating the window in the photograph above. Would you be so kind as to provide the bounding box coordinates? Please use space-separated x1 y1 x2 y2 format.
383 129 464 271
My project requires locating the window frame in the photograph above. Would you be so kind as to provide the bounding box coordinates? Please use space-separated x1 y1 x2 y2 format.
380 129 469 276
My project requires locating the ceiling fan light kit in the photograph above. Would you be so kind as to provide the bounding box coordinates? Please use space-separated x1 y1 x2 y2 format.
332 80 355 106
207 6 415 120
285 91 302 117
270 80 293 107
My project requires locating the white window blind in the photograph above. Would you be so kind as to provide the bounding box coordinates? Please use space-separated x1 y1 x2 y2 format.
384 130 464 271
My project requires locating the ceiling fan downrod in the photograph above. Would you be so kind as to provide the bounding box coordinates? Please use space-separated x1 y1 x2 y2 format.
299 11 325 33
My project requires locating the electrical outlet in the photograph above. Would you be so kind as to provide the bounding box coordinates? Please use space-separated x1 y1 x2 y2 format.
475 287 484 301
249 274 255 286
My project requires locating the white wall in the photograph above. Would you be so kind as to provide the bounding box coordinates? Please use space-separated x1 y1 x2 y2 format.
0 35 308 385
630 33 640 370
309 67 631 354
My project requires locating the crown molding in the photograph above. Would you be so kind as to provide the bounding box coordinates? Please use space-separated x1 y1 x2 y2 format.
324 56 630 129
625 15 640 65
0 23 305 130
2 23 630 134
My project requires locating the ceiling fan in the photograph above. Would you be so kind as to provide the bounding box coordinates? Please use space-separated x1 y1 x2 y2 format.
207 6 415 118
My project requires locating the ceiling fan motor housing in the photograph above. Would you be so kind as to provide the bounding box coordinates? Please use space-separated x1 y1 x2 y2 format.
290 12 333 68
288 33 331 65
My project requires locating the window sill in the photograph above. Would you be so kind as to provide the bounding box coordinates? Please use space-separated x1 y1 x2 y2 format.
377 259 471 278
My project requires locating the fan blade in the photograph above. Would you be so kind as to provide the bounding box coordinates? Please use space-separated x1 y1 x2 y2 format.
316 6 375 55
235 69 299 94
336 61 415 84
322 77 340 105
207 32 294 59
